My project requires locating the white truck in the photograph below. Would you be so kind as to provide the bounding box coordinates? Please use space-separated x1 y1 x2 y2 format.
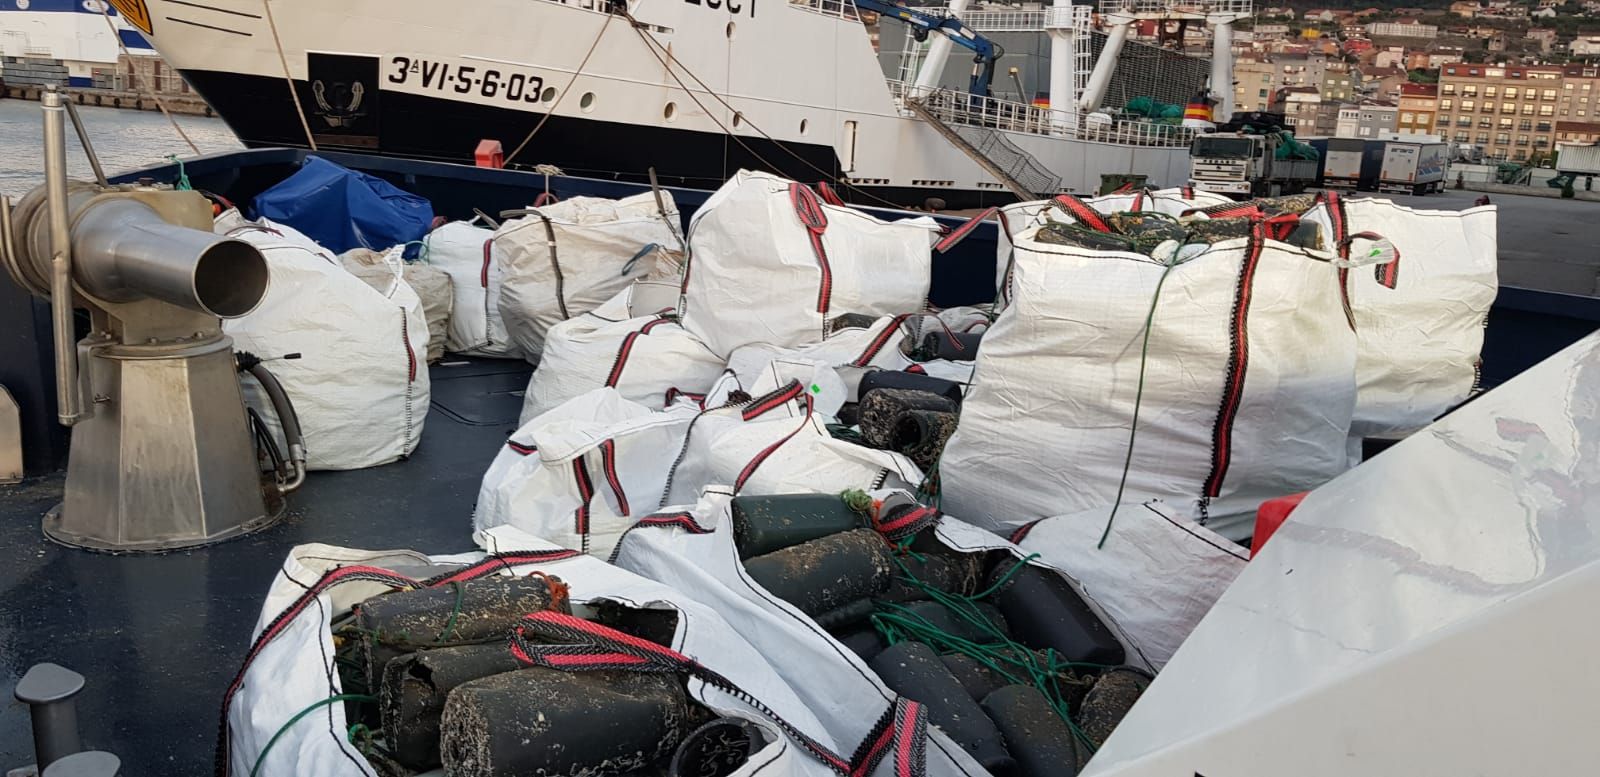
1378 140 1448 195
1322 138 1376 190
1188 132 1319 198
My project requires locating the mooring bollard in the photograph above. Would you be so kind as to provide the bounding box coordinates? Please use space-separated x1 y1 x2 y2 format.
14 663 86 771
40 752 120 777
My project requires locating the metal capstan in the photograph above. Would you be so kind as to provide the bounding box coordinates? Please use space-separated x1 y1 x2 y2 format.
0 87 299 552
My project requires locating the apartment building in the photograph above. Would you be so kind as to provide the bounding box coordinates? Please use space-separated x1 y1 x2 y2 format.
1274 86 1339 136
1322 64 1358 101
1336 102 1400 138
1233 58 1280 112
1399 82 1440 135
1437 63 1564 161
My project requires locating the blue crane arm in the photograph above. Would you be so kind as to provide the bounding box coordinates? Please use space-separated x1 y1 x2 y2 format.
852 0 1002 95
851 0 997 59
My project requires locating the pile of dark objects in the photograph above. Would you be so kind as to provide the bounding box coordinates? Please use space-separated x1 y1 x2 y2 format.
332 575 759 777
1036 193 1326 255
731 493 1150 776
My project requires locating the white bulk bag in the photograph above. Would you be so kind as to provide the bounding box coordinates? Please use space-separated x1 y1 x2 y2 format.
681 170 940 357
342 248 454 363
724 314 922 416
425 219 522 358
659 375 923 507
1008 501 1248 669
495 192 681 358
611 491 1141 776
520 280 722 425
220 218 430 471
1302 194 1497 444
941 220 1356 542
481 377 920 558
223 528 845 777
477 389 699 559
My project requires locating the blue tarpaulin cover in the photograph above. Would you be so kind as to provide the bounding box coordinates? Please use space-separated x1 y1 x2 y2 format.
252 156 434 254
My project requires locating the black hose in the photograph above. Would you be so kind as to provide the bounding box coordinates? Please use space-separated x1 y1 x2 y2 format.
247 361 306 493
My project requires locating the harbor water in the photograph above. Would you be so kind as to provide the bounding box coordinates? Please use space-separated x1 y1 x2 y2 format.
0 99 240 197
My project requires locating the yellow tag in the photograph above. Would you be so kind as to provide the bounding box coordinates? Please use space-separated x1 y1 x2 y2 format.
108 0 154 35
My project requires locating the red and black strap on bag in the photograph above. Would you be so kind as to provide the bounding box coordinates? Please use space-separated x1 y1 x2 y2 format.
816 181 849 207
790 183 835 321
733 381 817 494
1200 220 1268 501
1320 191 1401 331
510 610 930 777
850 313 915 368
872 504 941 543
214 550 581 776
1048 194 1113 233
933 206 998 254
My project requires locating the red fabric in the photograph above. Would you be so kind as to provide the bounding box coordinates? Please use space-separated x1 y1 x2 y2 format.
1252 492 1308 557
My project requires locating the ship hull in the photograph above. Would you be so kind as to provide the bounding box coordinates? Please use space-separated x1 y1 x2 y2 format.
136 0 1192 208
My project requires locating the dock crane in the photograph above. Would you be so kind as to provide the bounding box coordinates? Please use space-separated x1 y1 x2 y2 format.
855 0 1005 97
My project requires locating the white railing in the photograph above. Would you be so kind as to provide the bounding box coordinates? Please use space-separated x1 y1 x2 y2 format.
790 0 861 21
889 80 1196 148
959 9 1046 32
1097 0 1252 17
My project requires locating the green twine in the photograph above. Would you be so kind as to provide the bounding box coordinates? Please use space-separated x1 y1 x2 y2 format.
402 239 430 264
249 694 376 777
1097 248 1184 550
839 488 874 515
347 723 375 756
435 580 465 643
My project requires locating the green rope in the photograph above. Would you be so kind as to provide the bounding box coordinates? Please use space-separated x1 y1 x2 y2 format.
871 546 1112 752
1097 250 1183 549
839 488 874 515
968 552 1040 600
347 723 375 756
166 154 192 191
249 693 376 777
402 239 430 264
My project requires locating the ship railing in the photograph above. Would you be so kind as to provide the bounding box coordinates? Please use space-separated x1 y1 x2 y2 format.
957 9 1047 32
789 0 862 22
1096 0 1252 18
888 80 1196 148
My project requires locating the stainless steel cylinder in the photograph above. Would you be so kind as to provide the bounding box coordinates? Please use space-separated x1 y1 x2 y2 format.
69 198 269 318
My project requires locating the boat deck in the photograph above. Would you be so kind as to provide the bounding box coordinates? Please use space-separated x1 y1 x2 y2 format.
3 148 1600 775
0 358 531 774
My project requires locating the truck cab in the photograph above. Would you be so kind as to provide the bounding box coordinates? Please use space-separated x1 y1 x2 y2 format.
1188 134 1261 197
1188 132 1317 199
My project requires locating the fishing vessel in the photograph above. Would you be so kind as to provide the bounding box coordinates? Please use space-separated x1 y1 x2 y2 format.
104 0 1243 206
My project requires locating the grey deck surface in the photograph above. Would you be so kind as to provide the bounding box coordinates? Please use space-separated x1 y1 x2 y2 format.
0 357 532 775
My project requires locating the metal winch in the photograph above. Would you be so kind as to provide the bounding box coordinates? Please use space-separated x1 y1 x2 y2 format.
0 88 299 552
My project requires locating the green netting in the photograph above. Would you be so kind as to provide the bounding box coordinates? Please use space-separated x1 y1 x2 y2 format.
1124 96 1184 120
